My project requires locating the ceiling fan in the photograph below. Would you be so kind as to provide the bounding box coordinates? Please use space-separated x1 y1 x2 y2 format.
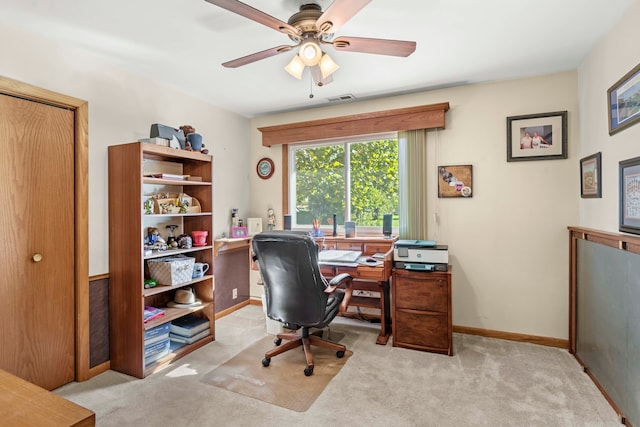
204 0 416 86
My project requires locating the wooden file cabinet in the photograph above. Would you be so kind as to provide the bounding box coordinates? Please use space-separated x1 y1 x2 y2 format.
392 267 452 355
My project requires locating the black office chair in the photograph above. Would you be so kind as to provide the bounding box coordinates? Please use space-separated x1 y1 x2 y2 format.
252 231 353 376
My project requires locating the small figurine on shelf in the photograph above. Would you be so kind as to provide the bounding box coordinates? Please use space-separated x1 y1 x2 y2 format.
178 198 188 213
267 208 276 231
144 198 154 215
231 208 239 233
166 225 178 248
176 234 192 249
311 218 324 237
146 227 160 245
145 227 167 251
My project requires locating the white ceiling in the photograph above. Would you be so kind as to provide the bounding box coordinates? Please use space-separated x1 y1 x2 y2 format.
0 0 633 117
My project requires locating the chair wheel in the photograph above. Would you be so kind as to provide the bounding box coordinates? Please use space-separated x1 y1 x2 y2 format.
336 350 345 358
304 366 314 376
274 338 282 346
262 358 271 367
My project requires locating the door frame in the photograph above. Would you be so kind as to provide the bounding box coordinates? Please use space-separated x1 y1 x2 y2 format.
0 76 91 381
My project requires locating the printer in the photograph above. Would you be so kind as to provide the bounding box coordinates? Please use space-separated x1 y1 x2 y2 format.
393 239 448 272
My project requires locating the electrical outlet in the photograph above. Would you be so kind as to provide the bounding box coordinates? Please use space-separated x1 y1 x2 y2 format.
232 288 237 299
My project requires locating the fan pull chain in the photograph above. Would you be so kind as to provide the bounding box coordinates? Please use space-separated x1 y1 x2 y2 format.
309 73 314 99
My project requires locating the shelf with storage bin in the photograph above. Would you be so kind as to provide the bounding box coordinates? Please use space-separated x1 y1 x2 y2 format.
143 275 214 297
109 141 215 379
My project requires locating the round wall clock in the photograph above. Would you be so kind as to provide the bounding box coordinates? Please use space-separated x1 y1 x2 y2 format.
256 157 274 179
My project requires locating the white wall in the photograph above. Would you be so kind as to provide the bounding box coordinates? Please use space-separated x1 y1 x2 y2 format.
250 71 579 340
578 0 640 231
0 23 250 276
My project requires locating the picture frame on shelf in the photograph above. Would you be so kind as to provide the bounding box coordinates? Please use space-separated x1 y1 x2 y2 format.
608 62 640 135
580 152 602 198
231 226 248 238
506 111 567 162
247 218 262 236
437 165 473 198
619 156 640 235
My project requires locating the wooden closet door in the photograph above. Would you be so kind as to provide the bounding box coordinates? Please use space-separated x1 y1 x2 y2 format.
0 93 75 390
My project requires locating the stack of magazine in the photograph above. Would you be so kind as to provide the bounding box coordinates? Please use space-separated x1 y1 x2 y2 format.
170 314 210 347
144 323 170 367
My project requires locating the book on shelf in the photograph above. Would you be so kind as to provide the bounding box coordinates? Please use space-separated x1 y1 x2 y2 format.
144 173 189 180
144 348 170 367
169 340 185 353
144 306 165 323
144 323 170 340
144 338 170 358
170 314 209 337
169 328 210 345
144 331 170 347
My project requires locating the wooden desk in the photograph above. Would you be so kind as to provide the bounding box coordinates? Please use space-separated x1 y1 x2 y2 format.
0 369 95 426
316 235 396 345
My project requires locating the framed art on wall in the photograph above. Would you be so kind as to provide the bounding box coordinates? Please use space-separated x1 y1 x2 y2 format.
507 111 567 162
608 62 640 135
580 152 602 198
619 156 640 235
437 165 473 198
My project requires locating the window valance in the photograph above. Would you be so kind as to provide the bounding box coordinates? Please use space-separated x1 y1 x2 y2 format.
258 102 450 146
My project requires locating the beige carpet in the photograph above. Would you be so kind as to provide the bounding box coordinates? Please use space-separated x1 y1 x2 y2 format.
200 334 352 412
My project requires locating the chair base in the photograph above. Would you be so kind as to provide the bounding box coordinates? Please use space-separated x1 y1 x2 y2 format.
262 327 346 376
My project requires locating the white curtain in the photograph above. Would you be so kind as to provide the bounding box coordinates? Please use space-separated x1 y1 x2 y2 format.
398 129 428 239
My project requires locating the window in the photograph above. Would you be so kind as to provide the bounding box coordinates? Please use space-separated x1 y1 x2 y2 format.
288 134 398 232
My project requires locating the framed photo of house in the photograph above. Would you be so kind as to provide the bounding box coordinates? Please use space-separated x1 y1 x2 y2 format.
506 111 567 162
619 156 640 235
608 62 640 135
437 165 473 198
580 152 602 198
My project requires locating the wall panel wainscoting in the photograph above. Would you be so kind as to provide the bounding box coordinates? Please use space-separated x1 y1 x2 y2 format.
569 226 640 426
89 275 110 374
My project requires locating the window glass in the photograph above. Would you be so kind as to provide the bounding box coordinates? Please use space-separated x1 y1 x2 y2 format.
290 136 398 231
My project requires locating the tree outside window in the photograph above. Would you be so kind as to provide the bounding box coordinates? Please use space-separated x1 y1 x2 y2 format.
291 138 398 229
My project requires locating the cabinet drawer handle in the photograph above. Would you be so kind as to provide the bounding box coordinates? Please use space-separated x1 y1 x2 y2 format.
32 253 43 262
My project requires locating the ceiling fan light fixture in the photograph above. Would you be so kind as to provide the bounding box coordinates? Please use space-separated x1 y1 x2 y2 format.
284 54 305 79
299 39 322 66
319 53 339 78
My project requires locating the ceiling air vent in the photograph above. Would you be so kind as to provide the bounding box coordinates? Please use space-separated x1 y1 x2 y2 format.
328 94 356 102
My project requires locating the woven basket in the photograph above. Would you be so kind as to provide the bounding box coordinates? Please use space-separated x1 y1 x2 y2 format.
147 256 195 286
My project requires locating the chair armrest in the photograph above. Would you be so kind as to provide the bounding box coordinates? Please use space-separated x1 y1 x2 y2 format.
324 273 353 313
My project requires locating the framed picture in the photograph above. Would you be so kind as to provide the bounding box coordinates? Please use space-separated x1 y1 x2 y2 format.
507 111 567 162
231 226 248 238
438 165 473 198
619 156 640 235
247 218 262 236
580 152 602 198
608 62 640 135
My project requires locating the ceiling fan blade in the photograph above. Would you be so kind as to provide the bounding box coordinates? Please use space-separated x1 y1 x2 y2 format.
205 0 300 38
332 36 416 57
310 66 334 87
222 45 295 68
316 0 371 35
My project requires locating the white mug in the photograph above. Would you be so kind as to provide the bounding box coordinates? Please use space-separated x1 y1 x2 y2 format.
192 262 210 278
